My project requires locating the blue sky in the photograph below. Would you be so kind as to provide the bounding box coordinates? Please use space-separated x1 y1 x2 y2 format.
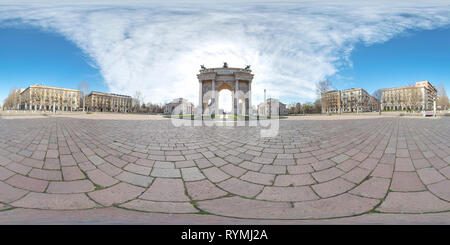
331 27 450 95
0 1 450 105
0 27 106 102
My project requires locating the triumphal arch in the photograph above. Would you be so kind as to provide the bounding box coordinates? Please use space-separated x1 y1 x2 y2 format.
197 63 254 116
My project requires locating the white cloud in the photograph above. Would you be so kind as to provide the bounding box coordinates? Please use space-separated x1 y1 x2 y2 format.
1 0 450 105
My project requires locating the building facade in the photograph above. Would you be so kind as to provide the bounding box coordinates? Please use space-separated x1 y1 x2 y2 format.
415 80 438 110
258 98 288 116
381 81 437 111
321 88 379 113
341 88 379 112
321 90 342 113
17 85 81 111
85 91 132 112
164 98 194 115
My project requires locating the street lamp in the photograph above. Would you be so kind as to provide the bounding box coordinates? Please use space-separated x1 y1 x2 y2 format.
52 89 56 114
433 97 437 117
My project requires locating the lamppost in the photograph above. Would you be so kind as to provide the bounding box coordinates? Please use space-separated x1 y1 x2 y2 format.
379 100 382 115
433 97 437 117
52 89 56 114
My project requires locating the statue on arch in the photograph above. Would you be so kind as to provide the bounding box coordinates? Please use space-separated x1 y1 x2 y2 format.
223 62 228 68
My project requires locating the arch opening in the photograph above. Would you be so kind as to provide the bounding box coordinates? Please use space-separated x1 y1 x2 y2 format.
218 89 232 114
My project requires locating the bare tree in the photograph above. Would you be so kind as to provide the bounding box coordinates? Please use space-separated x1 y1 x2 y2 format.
295 102 302 114
287 102 295 114
372 89 382 101
316 79 332 96
302 102 314 114
437 83 449 111
78 81 89 112
3 87 19 110
145 102 164 114
313 99 322 113
316 79 332 113
132 91 144 112
409 87 422 112
371 89 383 114
287 102 303 115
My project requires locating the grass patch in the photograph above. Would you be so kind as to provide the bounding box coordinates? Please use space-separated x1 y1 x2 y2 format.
93 183 104 190
165 114 287 120
196 210 211 215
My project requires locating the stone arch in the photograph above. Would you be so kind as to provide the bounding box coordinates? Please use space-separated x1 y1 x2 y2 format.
197 66 253 117
217 83 233 92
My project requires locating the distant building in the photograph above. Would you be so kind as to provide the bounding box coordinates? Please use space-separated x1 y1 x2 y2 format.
164 98 194 115
16 85 81 111
321 88 379 113
85 91 132 112
341 88 379 112
381 81 437 111
258 98 288 116
415 81 437 110
279 101 288 116
321 90 342 113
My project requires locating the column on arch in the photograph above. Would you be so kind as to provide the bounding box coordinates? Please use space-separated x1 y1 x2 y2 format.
211 79 216 116
234 79 239 116
231 83 235 116
248 80 252 116
198 81 203 115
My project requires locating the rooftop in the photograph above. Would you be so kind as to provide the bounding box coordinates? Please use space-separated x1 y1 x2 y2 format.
22 84 80 93
199 63 252 74
89 91 131 98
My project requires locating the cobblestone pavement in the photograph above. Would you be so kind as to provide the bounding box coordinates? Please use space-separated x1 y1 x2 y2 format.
0 116 449 223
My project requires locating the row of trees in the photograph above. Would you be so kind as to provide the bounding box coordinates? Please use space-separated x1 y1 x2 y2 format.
135 102 165 114
287 101 322 114
287 79 331 114
130 91 165 113
2 87 20 110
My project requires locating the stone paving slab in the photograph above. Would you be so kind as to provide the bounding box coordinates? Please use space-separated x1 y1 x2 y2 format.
349 177 390 199
256 186 319 201
121 199 198 213
88 182 145 206
140 178 189 201
0 182 28 203
11 192 98 210
47 180 95 194
185 179 228 200
0 207 449 224
377 191 450 213
426 180 450 202
0 116 448 222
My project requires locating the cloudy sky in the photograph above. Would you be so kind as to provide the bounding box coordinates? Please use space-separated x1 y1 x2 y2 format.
1 0 450 106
